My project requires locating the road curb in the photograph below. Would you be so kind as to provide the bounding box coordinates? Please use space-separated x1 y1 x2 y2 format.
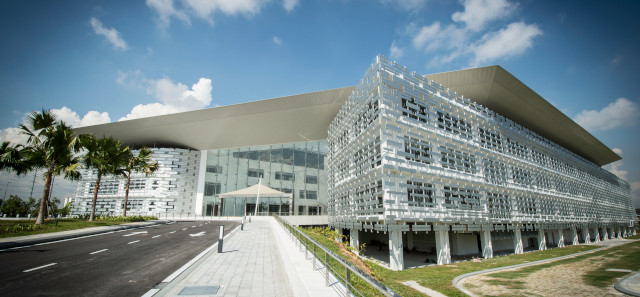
0 220 169 250
147 223 242 297
615 272 640 297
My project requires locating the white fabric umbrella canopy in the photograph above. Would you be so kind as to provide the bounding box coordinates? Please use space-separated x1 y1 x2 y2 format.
218 183 291 198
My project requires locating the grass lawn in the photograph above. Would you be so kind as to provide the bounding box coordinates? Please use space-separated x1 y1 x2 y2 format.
0 216 157 238
300 226 611 297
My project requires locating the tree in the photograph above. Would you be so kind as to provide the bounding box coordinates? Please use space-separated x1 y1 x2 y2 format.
123 147 158 217
1 141 27 173
82 135 130 221
1 195 27 217
60 201 72 217
19 109 83 225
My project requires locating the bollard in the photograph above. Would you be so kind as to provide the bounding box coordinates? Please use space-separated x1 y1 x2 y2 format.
218 225 224 253
249 215 252 223
241 217 245 231
346 268 351 294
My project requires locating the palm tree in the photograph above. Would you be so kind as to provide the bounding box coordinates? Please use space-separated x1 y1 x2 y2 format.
19 110 83 225
123 147 158 217
0 141 25 173
82 135 130 221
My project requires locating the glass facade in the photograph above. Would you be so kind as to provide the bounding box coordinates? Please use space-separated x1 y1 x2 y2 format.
203 140 328 216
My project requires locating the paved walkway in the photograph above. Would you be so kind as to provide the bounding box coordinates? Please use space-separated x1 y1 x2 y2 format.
152 217 344 297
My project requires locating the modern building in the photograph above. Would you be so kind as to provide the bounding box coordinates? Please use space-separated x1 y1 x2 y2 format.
71 55 635 270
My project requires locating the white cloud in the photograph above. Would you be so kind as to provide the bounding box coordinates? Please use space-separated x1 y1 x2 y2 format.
183 0 269 24
119 77 213 121
411 22 466 52
604 148 628 180
470 22 542 67
0 127 28 145
452 0 517 31
380 0 427 11
51 107 111 128
273 36 283 46
390 42 404 59
146 0 191 27
89 17 128 50
574 98 640 132
282 0 299 12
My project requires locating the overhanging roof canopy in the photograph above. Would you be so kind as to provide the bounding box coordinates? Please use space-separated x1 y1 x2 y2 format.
425 66 620 166
74 86 354 151
218 184 291 198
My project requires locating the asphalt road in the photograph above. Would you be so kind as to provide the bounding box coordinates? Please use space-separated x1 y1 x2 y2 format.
0 220 240 296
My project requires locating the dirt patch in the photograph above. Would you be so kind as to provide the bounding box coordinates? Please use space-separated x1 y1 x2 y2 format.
459 255 626 297
333 240 374 275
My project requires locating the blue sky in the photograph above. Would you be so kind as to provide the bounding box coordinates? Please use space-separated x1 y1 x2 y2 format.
0 0 639 207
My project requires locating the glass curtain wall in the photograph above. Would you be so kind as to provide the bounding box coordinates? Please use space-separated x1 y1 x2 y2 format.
203 140 328 216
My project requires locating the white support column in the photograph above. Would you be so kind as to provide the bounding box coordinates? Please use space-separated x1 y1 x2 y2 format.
556 229 565 248
537 226 546 251
617 228 622 239
336 228 344 243
594 228 601 243
581 228 591 243
350 229 360 255
389 230 404 271
194 150 208 216
633 228 637 236
513 225 523 254
435 226 451 265
571 228 579 246
602 227 608 240
480 230 493 259
623 228 628 237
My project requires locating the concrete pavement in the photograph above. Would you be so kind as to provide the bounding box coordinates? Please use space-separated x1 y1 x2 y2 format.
150 216 345 297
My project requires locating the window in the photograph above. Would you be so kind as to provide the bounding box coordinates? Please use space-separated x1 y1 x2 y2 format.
275 172 295 181
206 165 222 173
247 168 264 178
308 206 318 215
305 175 318 184
299 190 317 200
437 111 472 139
204 182 221 196
403 136 431 164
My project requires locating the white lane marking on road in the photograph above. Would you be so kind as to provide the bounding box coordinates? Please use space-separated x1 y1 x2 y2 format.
24 263 57 273
199 224 203 227
152 235 161 239
191 226 196 228
123 231 148 237
182 228 188 231
169 231 176 234
90 249 108 255
128 240 140 244
189 231 206 237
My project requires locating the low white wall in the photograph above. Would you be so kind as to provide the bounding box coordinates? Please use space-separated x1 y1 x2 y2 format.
281 215 328 226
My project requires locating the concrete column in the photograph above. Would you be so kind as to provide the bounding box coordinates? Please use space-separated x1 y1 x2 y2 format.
617 228 622 239
602 227 608 240
513 225 523 254
480 230 493 259
594 228 601 243
623 228 629 237
407 230 414 251
556 229 565 248
581 228 591 243
608 228 614 239
571 228 579 245
537 227 546 251
389 230 404 271
633 228 637 236
336 228 344 243
435 228 451 265
350 229 360 255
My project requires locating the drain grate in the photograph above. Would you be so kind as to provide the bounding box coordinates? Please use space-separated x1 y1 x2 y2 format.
178 286 220 295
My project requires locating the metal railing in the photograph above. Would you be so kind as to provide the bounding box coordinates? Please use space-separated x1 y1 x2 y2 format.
275 215 399 297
